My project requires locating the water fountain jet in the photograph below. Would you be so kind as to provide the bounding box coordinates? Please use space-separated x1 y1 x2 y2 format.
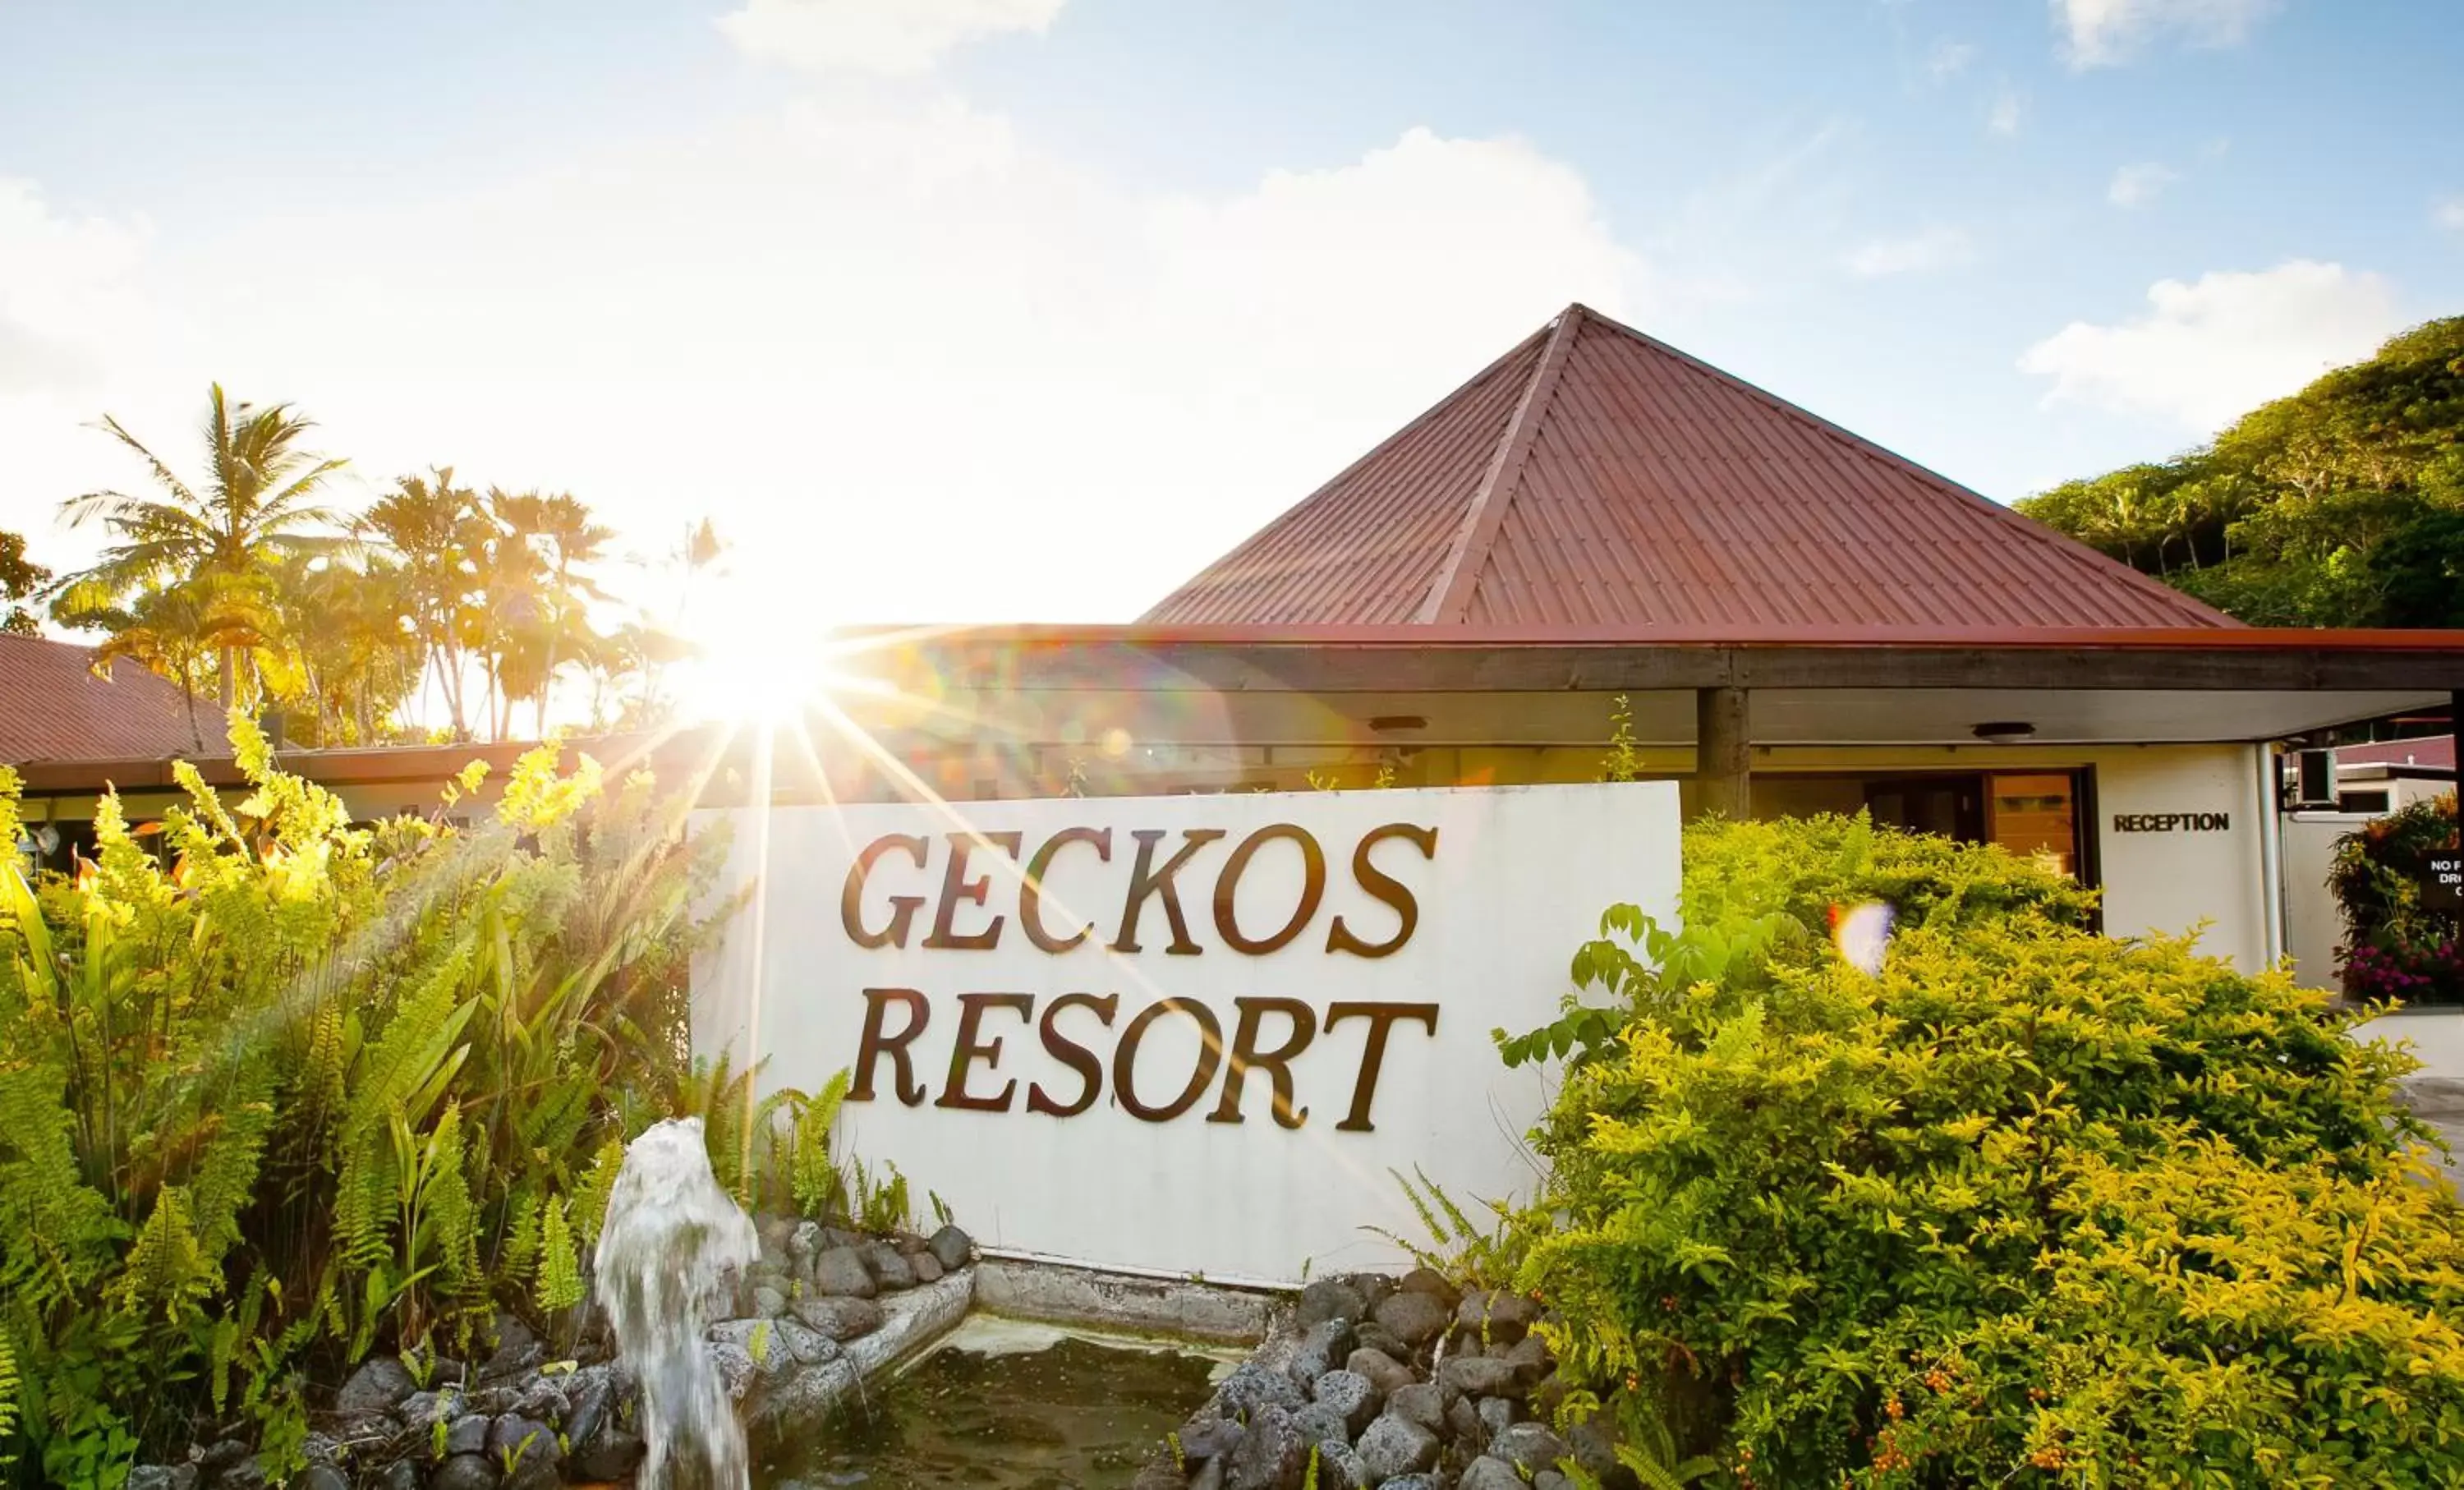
594 1117 761 1489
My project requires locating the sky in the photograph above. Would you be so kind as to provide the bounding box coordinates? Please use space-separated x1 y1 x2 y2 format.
3 0 2461 637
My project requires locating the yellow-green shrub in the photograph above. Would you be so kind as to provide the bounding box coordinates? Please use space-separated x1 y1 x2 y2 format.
1517 817 2464 1488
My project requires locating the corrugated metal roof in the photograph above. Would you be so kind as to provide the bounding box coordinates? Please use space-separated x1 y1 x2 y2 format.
1144 304 2236 631
0 634 208 766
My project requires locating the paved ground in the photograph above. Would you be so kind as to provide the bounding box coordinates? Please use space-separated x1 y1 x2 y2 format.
2399 1077 2464 1190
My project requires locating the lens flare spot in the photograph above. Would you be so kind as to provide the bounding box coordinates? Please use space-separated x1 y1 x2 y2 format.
1830 901 1896 977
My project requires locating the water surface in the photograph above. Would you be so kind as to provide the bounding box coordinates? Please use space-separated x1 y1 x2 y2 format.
764 1321 1225 1490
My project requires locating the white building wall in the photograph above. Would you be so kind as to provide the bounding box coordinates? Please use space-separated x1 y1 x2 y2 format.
2088 744 2273 971
2282 811 2367 990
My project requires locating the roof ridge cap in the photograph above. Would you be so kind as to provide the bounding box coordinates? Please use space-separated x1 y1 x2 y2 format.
1567 305 2239 628
1418 305 1586 623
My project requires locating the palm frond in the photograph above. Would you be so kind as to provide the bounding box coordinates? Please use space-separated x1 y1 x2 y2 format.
90 415 200 509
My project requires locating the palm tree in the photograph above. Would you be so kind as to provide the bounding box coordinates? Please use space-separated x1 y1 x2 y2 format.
491 489 614 736
56 385 347 709
587 620 696 732
85 577 273 750
469 489 545 740
267 553 422 744
362 468 481 738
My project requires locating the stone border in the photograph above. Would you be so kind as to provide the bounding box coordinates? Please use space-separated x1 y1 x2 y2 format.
1131 1271 1623 1490
744 1266 976 1446
241 1246 1285 1487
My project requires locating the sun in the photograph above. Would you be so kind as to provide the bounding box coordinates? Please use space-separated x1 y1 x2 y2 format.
670 582 876 728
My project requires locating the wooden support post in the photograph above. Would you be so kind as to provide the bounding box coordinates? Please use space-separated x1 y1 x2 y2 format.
1694 687 1750 821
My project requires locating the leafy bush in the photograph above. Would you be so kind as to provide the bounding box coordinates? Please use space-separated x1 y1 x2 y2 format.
2331 791 2461 1006
1512 816 2464 1488
1500 813 2095 1075
1678 811 2099 936
0 716 719 1486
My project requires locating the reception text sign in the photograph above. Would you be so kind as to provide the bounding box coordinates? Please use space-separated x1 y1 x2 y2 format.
692 782 1680 1283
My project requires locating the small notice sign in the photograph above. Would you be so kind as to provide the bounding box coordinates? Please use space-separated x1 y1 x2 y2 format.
2427 853 2463 916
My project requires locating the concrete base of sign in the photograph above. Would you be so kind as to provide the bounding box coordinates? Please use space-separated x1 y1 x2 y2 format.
973 1253 1292 1344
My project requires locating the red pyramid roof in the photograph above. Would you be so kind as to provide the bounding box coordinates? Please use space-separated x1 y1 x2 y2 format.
1142 304 2234 631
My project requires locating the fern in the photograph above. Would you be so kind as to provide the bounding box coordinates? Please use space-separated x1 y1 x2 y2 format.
536 1198 584 1314
1365 1166 1524 1290
0 1069 122 1315
790 1069 852 1219
111 1189 214 1327
0 1322 18 1465
420 1104 485 1305
335 950 479 1270
848 1157 913 1234
0 718 725 1472
568 1136 624 1249
500 1189 545 1286
1551 1394 1720 1490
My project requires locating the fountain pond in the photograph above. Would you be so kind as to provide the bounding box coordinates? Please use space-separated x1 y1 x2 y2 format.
759 1318 1233 1490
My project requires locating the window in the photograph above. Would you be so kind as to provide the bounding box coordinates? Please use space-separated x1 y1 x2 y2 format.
1864 776 1983 841
1987 773 2080 879
1860 770 2087 881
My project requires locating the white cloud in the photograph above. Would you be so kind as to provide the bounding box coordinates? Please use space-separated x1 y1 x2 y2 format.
2053 0 2279 67
0 180 149 393
0 112 1644 629
2108 161 2179 207
719 0 1064 76
0 182 161 546
2018 260 2403 430
2437 197 2464 233
1988 86 2022 136
1845 225 1973 278
1926 39 1977 80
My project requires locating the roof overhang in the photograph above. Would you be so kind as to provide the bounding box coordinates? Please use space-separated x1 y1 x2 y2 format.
12 624 2460 798
848 623 2464 698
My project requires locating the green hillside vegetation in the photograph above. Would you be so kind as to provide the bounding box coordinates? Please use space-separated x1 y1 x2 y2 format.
2017 316 2464 628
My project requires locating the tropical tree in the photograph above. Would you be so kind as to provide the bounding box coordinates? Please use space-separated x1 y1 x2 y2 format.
2371 508 2464 629
84 576 271 747
0 526 47 635
470 488 549 740
584 620 696 731
2019 315 2464 628
53 384 347 704
361 467 482 738
265 552 422 744
494 490 614 736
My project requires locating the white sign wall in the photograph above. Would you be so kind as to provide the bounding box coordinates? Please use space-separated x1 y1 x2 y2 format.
692 781 1681 1285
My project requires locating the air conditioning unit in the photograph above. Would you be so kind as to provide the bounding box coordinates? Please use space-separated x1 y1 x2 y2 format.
2287 747 2338 810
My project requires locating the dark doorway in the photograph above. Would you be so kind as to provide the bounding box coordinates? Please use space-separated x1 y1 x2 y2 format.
1864 775 1984 842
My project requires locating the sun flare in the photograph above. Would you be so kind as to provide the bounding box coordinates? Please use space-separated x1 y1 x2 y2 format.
670 583 880 728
